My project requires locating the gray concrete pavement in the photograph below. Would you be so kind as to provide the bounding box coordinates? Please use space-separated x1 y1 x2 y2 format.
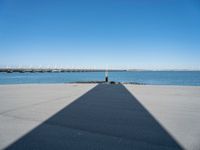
125 85 200 150
0 84 96 150
0 84 200 150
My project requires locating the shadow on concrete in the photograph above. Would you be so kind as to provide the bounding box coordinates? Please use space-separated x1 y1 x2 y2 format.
5 84 182 150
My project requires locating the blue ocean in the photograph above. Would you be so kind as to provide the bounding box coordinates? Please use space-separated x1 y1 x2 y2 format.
0 71 200 86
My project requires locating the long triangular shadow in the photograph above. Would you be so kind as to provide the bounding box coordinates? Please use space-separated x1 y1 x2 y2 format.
5 84 183 150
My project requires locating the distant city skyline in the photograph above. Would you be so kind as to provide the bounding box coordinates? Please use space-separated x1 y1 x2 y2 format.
0 0 200 70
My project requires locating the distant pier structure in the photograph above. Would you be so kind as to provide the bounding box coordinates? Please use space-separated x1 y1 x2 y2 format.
0 68 126 73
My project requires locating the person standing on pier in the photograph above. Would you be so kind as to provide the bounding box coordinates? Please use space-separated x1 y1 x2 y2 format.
105 70 108 82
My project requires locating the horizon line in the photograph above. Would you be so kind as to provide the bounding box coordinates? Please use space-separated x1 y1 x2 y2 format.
0 67 200 72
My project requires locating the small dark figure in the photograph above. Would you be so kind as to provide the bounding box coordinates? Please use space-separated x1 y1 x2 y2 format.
105 71 108 82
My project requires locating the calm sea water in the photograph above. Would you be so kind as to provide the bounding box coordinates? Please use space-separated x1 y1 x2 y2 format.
0 71 200 86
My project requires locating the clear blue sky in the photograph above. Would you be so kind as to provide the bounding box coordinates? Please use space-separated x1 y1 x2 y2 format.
0 0 200 69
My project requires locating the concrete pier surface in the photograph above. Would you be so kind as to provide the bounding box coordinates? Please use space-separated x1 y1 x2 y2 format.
0 84 200 150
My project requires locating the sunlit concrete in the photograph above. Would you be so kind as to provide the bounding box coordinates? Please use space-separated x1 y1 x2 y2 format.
0 84 96 150
125 85 200 150
0 84 200 150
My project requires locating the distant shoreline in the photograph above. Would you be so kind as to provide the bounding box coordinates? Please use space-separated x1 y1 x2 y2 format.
0 68 200 73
